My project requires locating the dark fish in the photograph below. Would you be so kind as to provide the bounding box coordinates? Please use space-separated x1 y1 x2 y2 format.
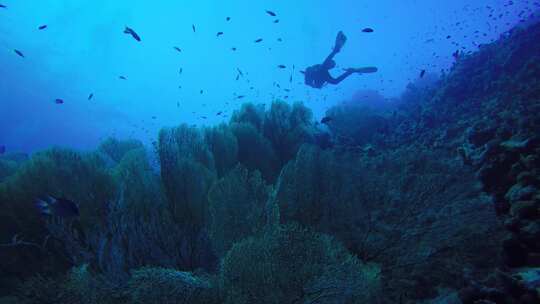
254 38 263 43
265 10 277 17
278 65 286 69
55 98 64 104
236 95 245 99
237 68 244 76
119 76 127 80
200 90 204 94
236 74 240 80
14 49 24 58
217 31 224 37
0 4 6 8
446 35 451 39
88 93 94 100
452 50 460 60
152 116 156 119
274 19 279 23
192 24 196 32
36 196 79 218
124 26 141 42
226 17 231 21
201 116 207 119
231 47 237 51
420 70 426 78
38 25 48 30
216 111 222 115
277 38 283 42
174 46 182 52
0 145 5 154
321 116 333 124
362 28 374 33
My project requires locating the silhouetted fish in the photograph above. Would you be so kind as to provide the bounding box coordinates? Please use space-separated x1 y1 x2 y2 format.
119 76 127 80
274 19 279 23
226 17 231 21
217 31 224 37
278 65 286 69
237 68 244 76
55 98 64 104
88 93 94 100
420 70 426 78
321 116 333 124
216 111 222 115
38 25 48 30
124 26 141 42
0 4 6 8
14 49 24 58
231 47 237 51
277 38 283 42
254 38 263 43
236 95 245 99
36 196 79 218
192 24 196 32
362 28 374 33
265 10 277 17
174 46 182 52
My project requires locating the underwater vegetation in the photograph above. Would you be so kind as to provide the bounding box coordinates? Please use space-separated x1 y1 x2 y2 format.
1 18 540 304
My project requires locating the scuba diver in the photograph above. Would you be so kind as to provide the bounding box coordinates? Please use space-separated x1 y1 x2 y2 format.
304 31 378 89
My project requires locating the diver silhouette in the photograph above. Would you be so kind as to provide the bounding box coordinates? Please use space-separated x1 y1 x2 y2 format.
304 31 378 89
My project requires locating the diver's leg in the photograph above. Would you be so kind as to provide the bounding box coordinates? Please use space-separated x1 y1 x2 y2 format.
327 70 354 85
323 31 348 66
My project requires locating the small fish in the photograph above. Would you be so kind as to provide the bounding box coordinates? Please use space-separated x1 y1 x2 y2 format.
152 116 156 119
236 95 245 99
124 26 141 42
201 116 207 119
237 68 244 76
278 65 286 69
0 145 5 154
226 17 231 21
36 196 79 218
119 76 127 80
200 90 204 94
88 93 94 100
277 38 283 42
446 35 451 39
174 46 182 52
231 47 237 51
217 31 224 37
274 19 279 23
321 116 333 124
55 98 64 104
265 10 277 17
452 50 460 60
216 111 222 115
254 38 263 43
362 28 374 33
192 24 196 32
236 74 240 80
38 25 48 30
0 4 6 8
14 49 24 58
420 70 426 78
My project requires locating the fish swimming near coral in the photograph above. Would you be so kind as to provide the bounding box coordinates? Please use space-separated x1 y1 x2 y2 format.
123 26 141 42
321 116 333 124
36 196 80 218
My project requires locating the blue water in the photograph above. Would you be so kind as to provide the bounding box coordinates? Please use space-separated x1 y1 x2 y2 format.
0 0 533 152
